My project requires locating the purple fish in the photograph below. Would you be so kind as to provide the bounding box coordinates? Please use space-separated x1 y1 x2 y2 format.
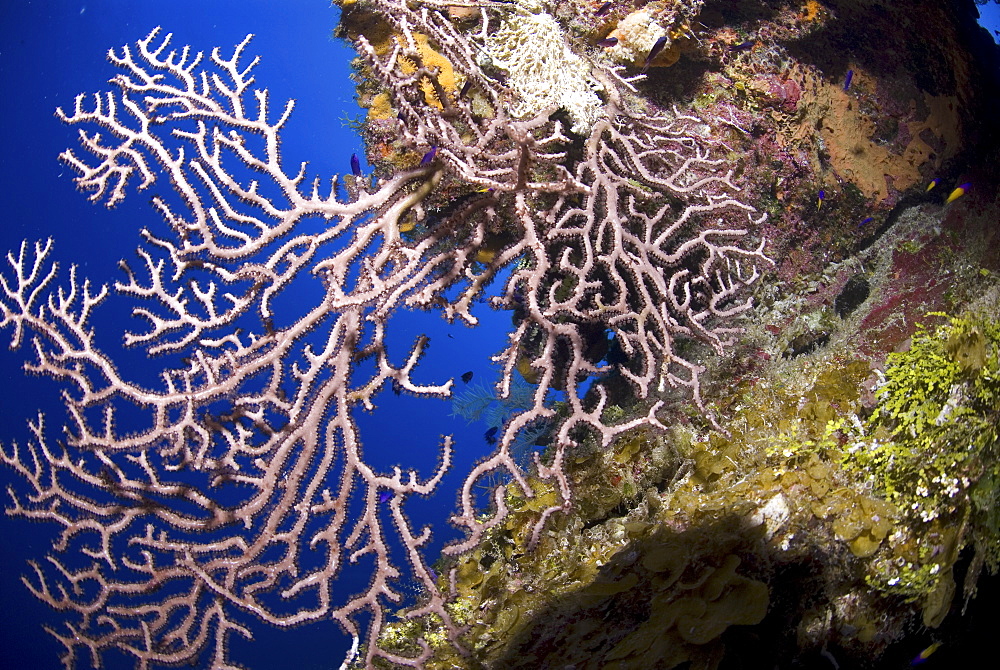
378 490 392 504
350 153 362 177
484 426 499 445
595 2 612 16
843 69 854 91
911 641 942 665
459 79 472 98
642 36 668 73
420 146 438 165
730 40 754 52
597 37 619 48
945 182 970 204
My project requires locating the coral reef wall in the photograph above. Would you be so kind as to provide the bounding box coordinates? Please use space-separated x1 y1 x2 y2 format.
346 0 1000 667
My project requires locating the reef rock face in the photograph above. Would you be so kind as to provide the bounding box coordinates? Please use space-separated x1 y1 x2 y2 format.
341 0 1000 667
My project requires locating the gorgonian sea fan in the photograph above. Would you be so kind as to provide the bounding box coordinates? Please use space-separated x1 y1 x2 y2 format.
1 2 770 666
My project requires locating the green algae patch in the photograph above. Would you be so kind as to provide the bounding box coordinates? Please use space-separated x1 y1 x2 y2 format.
845 312 1000 620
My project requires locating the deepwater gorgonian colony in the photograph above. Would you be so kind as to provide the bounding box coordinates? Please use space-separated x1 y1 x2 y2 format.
0 1 770 666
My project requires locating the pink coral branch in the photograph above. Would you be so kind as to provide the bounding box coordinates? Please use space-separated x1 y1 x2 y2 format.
2 4 771 666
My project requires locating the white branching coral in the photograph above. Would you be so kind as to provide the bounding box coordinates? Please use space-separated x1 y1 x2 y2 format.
0 2 773 667
485 9 603 134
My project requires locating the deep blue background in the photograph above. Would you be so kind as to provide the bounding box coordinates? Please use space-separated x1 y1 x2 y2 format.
0 2 512 668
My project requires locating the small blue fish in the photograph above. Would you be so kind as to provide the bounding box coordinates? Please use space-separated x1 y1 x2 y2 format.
459 79 472 98
641 35 668 73
420 146 438 165
597 37 619 48
859 217 873 227
843 69 854 91
926 178 940 192
817 189 825 209
350 153 362 177
461 371 473 384
730 40 754 52
945 182 970 204
378 490 392 504
595 2 613 16
484 426 499 445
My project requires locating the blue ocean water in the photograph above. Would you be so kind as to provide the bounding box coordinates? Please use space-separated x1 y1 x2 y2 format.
0 1 512 668
979 1 1000 42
